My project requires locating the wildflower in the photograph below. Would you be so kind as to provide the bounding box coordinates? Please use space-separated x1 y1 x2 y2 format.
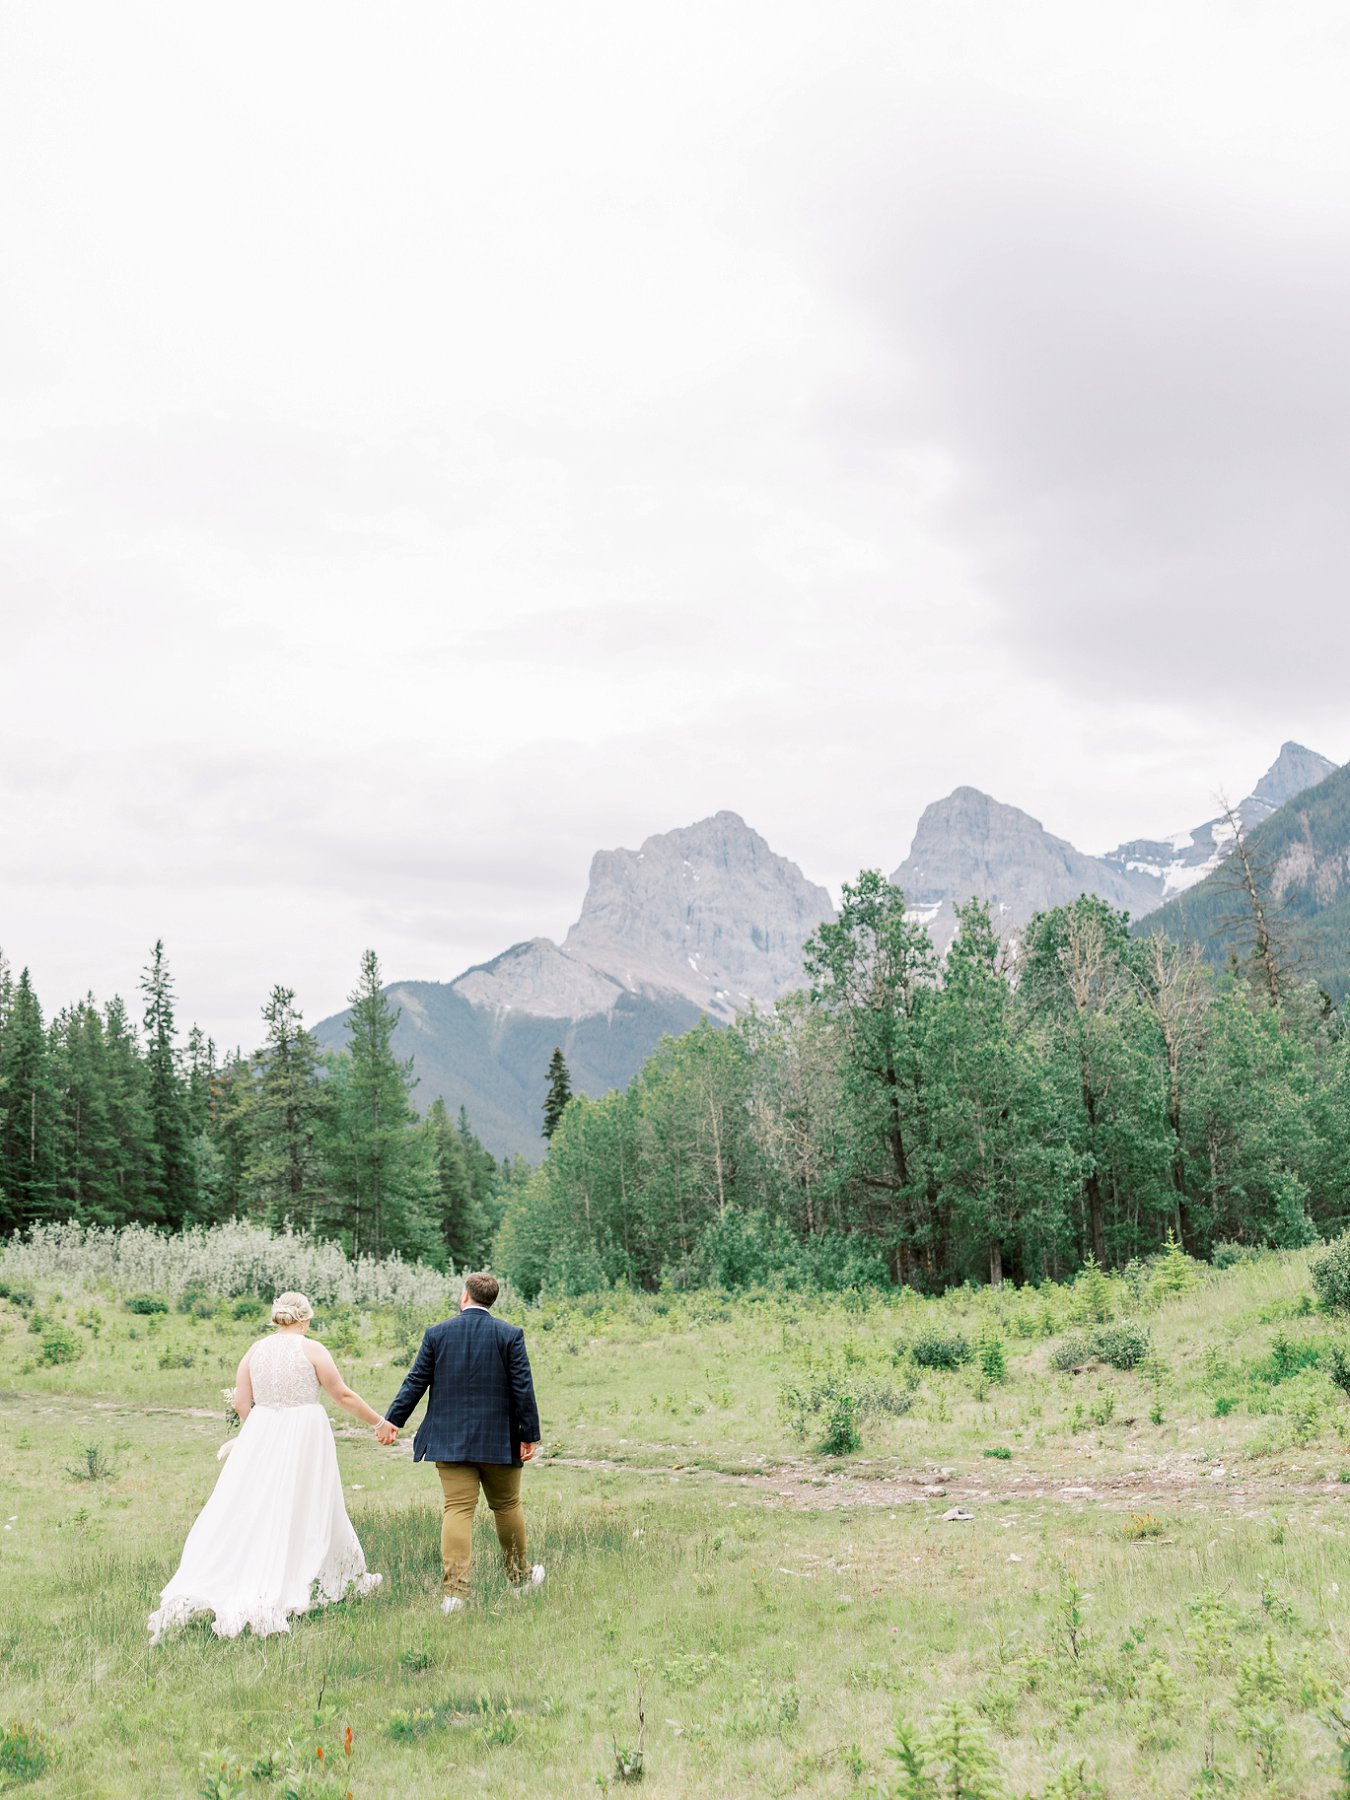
344 1726 353 1756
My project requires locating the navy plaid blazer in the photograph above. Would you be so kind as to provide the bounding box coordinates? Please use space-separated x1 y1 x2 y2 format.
384 1307 541 1467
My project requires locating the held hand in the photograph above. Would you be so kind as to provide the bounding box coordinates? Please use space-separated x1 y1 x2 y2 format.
375 1420 398 1446
520 1441 539 1463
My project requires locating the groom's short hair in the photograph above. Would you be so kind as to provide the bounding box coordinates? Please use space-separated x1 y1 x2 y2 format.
464 1272 500 1308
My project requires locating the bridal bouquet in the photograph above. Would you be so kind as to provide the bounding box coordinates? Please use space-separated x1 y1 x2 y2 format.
218 1386 241 1460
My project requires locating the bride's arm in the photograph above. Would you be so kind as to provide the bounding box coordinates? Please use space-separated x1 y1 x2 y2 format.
233 1349 255 1424
307 1341 388 1429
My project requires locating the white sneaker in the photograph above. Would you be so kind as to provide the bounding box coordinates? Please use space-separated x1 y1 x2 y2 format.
510 1565 546 1596
440 1595 465 1614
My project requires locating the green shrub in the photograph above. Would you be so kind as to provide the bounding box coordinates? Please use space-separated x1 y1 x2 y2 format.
0 1279 35 1309
672 1207 891 1293
910 1330 972 1371
157 1346 195 1370
230 1295 268 1321
38 1323 82 1366
65 1442 118 1483
1255 1332 1323 1384
982 1446 1013 1460
1052 1323 1149 1372
1093 1322 1151 1371
854 1373 918 1417
1051 1332 1095 1371
819 1391 862 1456
779 1362 914 1451
0 1720 55 1784
978 1336 1007 1384
1211 1241 1260 1270
317 1305 363 1356
1312 1235 1350 1314
1325 1343 1350 1399
126 1294 169 1315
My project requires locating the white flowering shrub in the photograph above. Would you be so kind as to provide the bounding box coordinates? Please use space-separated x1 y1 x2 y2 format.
0 1219 452 1312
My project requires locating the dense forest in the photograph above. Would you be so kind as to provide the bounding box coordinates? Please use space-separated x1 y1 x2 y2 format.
4 866 1349 1301
497 875 1350 1296
0 944 519 1267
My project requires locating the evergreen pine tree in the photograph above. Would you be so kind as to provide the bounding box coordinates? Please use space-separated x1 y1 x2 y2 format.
543 1046 574 1140
457 1104 507 1244
204 1051 254 1221
139 941 196 1226
50 996 123 1224
0 950 12 1157
241 986 330 1229
0 968 58 1232
184 1024 217 1139
102 995 155 1224
328 950 434 1259
422 1095 485 1267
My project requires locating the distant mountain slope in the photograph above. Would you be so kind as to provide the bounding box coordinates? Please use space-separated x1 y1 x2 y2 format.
1135 759 1350 1001
313 974 707 1160
1102 742 1335 903
313 812 834 1159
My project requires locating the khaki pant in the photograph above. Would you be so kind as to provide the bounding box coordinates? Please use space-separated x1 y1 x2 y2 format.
435 1462 527 1598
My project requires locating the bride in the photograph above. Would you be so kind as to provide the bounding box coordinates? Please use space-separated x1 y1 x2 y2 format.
149 1291 394 1643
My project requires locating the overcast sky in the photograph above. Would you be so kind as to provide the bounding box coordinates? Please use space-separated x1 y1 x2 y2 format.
3 2 1347 1053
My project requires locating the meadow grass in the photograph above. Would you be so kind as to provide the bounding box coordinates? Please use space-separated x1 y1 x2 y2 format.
4 1250 1350 1795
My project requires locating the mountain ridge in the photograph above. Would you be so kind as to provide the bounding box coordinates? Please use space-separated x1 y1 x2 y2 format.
312 743 1342 1158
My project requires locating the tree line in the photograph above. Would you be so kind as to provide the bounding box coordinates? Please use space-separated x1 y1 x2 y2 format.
497 875 1350 1296
0 943 519 1267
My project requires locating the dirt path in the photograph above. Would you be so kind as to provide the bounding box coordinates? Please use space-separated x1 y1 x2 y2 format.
539 1450 1350 1515
14 1393 1349 1517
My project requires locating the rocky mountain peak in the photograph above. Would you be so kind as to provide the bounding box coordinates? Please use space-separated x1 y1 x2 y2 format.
902 789 1049 894
563 810 836 1017
1248 743 1337 818
893 787 1158 947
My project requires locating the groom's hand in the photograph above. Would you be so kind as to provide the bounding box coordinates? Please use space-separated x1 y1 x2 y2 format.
376 1420 398 1445
520 1441 538 1462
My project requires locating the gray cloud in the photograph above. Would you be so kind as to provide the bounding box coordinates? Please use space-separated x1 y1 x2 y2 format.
799 108 1350 705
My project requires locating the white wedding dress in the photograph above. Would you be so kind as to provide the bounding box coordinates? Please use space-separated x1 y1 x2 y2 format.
148 1333 382 1643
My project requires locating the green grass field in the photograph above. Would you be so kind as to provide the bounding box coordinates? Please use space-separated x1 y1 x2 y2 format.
5 1250 1350 1797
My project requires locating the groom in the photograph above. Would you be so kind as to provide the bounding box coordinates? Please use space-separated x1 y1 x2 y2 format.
379 1271 543 1613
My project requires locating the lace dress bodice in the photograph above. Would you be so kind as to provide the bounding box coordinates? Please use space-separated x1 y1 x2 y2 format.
249 1334 321 1409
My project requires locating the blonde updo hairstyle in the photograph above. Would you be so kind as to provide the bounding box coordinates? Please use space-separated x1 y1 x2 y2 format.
271 1291 314 1328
